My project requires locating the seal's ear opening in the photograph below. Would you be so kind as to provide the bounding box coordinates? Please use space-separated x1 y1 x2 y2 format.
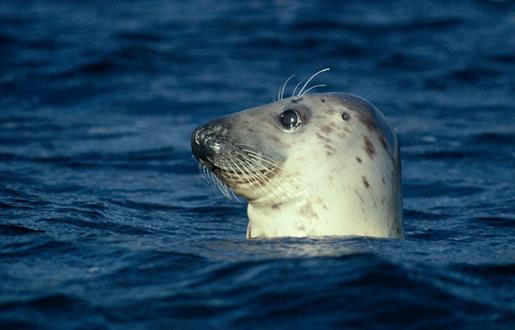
341 112 351 121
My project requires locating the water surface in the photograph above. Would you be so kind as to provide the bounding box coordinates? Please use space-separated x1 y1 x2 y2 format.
1 0 514 328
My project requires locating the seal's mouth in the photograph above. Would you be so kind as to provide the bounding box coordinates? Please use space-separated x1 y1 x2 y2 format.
196 153 275 186
193 141 281 201
191 118 283 200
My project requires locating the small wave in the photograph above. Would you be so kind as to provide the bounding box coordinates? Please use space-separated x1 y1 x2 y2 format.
449 67 502 83
467 132 515 146
115 30 163 42
288 17 463 33
473 216 515 229
38 216 153 236
404 180 485 198
0 224 43 236
0 239 76 259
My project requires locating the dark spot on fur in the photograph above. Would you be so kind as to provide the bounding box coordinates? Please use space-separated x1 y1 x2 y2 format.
357 112 377 132
270 134 281 143
321 98 326 103
381 196 386 204
271 203 281 210
381 176 385 185
324 143 336 156
316 132 331 143
363 136 375 159
320 124 334 134
300 202 318 219
362 176 371 189
344 127 352 134
325 144 335 151
380 136 388 151
356 156 362 163
355 190 364 203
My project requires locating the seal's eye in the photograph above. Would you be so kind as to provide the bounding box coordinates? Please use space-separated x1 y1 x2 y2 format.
341 112 351 121
279 109 301 130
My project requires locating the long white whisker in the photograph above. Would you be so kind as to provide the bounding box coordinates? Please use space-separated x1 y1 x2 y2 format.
296 68 330 97
279 74 295 101
235 157 268 189
300 84 326 97
292 78 305 98
236 149 300 196
237 146 319 197
227 160 239 201
221 160 240 200
230 158 252 185
197 159 240 201
236 152 291 200
237 147 284 169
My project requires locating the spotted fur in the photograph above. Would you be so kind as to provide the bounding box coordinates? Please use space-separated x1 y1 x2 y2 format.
192 92 403 239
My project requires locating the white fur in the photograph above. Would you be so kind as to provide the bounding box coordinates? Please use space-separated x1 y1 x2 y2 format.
244 95 403 239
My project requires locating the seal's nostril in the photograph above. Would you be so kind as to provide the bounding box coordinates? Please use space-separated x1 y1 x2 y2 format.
193 127 203 146
191 118 231 162
191 126 214 161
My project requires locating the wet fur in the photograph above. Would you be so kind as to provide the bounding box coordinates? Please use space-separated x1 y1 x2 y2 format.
192 92 403 239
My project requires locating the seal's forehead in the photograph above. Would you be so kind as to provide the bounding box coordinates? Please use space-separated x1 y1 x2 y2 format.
304 93 398 159
301 93 374 114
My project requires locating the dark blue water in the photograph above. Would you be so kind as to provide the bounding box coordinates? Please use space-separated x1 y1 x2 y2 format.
1 0 514 328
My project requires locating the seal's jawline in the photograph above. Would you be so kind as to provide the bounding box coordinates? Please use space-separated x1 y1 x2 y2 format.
201 155 279 197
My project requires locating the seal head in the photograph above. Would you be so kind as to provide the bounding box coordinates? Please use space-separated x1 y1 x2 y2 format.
192 93 403 239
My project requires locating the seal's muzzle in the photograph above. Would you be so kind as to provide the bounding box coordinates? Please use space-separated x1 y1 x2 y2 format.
191 118 231 164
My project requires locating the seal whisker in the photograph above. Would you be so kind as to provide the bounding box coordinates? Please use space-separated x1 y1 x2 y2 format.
279 74 295 101
235 157 271 190
296 68 330 98
299 84 326 97
200 163 218 193
235 152 294 201
225 154 276 198
238 147 321 197
233 144 282 166
238 149 283 171
229 158 253 185
191 88 403 239
218 160 240 200
292 78 306 99
235 148 311 201
236 153 278 185
199 160 239 201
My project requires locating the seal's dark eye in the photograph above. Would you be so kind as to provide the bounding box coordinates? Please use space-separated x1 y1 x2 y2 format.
341 112 351 121
279 109 301 130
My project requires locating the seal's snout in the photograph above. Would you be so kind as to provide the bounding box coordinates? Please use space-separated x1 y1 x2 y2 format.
191 126 213 161
191 119 229 162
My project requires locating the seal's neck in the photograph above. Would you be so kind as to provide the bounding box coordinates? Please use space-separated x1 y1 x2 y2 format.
245 166 403 239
